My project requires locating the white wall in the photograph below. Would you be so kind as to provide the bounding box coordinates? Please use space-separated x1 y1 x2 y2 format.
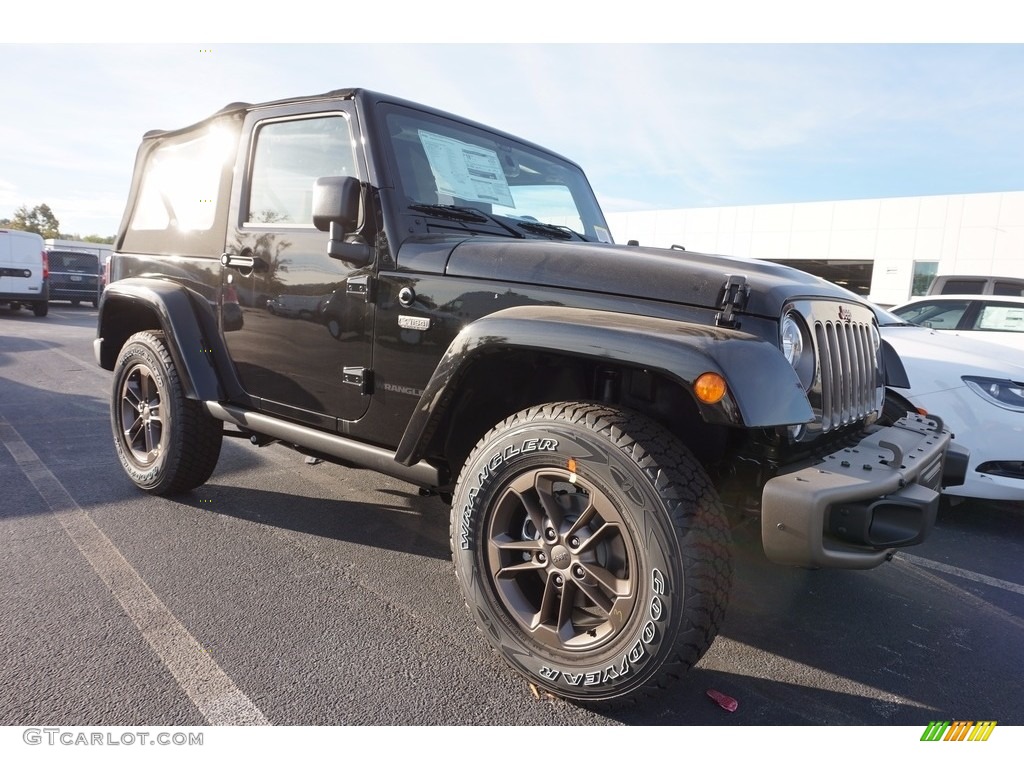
605 191 1024 306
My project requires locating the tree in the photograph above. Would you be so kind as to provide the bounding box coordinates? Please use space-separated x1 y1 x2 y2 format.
7 204 61 239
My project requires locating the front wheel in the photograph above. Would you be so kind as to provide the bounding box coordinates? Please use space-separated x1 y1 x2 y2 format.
111 331 223 495
450 402 733 703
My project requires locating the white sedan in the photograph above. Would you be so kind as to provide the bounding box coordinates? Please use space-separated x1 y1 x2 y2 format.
878 306 1024 501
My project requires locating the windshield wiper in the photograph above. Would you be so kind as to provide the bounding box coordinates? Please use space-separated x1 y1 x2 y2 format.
515 220 588 241
408 204 524 238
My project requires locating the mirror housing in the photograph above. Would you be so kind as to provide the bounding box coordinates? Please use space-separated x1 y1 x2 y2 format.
312 176 372 266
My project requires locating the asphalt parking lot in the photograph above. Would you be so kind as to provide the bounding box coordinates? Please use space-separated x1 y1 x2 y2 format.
2 304 1023 728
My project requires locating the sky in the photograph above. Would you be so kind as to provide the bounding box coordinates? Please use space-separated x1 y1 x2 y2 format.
3 5 1024 238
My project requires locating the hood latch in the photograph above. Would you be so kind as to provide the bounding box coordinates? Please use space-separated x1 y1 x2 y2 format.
715 274 749 329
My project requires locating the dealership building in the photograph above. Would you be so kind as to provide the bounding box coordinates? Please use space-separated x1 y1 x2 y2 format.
605 190 1024 307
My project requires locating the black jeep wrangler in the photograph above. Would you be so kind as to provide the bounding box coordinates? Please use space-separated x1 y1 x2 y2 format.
96 88 965 703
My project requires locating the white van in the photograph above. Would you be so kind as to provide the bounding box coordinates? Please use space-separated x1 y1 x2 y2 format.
0 229 49 316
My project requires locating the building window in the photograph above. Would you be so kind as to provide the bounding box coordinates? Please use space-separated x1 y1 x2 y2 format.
911 261 939 296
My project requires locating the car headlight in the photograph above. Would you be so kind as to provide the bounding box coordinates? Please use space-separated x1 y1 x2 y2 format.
781 311 815 390
963 376 1024 412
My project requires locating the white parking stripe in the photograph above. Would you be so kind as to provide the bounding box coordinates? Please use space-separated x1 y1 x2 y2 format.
0 418 271 726
894 551 1024 596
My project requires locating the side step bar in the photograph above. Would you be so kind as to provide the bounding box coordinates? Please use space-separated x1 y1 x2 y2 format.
204 402 444 489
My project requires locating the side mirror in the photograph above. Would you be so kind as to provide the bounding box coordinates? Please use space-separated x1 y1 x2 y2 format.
312 176 371 266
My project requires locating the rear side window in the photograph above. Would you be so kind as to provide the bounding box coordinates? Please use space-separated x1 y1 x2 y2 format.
122 119 239 257
973 302 1024 332
993 281 1024 297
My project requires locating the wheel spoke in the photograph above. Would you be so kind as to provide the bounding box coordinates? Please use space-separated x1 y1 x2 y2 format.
505 480 547 537
143 420 160 457
565 499 597 539
582 562 631 598
532 572 561 631
124 381 144 410
574 520 619 554
555 580 579 643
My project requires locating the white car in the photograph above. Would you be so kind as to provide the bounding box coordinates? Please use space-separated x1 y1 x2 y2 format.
888 294 1024 352
877 306 1024 501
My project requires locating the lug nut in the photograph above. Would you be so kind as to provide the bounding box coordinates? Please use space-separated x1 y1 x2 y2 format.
544 527 557 542
569 536 580 548
536 552 547 564
553 574 564 587
572 564 585 579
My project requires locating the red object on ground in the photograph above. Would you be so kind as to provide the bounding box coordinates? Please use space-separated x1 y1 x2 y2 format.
706 688 739 712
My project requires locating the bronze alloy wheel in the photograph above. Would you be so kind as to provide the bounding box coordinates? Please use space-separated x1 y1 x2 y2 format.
484 466 639 653
118 360 167 468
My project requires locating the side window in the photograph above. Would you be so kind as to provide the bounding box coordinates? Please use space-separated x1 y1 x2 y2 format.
973 302 1024 332
130 127 232 233
894 300 970 329
123 120 237 256
247 115 357 226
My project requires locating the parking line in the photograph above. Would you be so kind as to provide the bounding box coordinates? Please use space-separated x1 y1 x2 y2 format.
894 551 1024 597
0 418 271 726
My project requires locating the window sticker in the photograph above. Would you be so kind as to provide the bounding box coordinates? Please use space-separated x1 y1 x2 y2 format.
977 305 1024 332
594 225 612 244
418 130 515 207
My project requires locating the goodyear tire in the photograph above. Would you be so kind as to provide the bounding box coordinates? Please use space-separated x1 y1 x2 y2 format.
111 331 223 495
451 402 732 703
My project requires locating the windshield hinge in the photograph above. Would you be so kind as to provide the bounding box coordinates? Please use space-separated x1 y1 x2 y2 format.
716 274 749 329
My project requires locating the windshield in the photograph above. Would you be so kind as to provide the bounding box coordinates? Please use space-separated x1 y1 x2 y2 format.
872 305 912 327
383 105 612 243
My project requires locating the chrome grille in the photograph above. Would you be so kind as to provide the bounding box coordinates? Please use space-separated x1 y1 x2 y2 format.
814 318 876 430
791 300 882 437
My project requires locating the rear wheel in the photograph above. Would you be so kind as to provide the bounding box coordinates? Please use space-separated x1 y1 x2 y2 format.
32 301 47 317
111 331 223 495
451 402 732 703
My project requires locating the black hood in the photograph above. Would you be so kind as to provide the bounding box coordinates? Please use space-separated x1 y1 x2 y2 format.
437 239 863 319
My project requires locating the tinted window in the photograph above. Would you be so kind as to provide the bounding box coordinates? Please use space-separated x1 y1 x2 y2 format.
993 281 1024 297
938 279 986 294
49 252 98 272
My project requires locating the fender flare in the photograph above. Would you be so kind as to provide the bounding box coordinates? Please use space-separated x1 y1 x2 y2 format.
96 278 241 402
395 305 812 466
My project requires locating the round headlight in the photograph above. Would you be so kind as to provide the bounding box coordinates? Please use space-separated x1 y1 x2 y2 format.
780 311 815 390
781 314 803 364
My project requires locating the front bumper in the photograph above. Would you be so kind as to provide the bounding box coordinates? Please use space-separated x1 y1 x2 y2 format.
762 413 966 569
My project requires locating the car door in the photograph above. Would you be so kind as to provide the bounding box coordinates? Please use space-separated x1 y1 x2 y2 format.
221 102 375 428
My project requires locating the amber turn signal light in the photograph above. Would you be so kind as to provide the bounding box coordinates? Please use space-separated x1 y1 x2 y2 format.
694 372 727 404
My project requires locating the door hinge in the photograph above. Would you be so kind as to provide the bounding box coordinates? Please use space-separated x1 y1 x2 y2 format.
716 274 749 329
342 367 374 395
346 274 375 303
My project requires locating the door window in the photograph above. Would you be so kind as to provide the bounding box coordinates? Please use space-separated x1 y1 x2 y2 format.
247 115 358 226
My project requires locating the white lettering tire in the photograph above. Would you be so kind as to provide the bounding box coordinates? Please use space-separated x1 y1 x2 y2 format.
451 402 732 703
